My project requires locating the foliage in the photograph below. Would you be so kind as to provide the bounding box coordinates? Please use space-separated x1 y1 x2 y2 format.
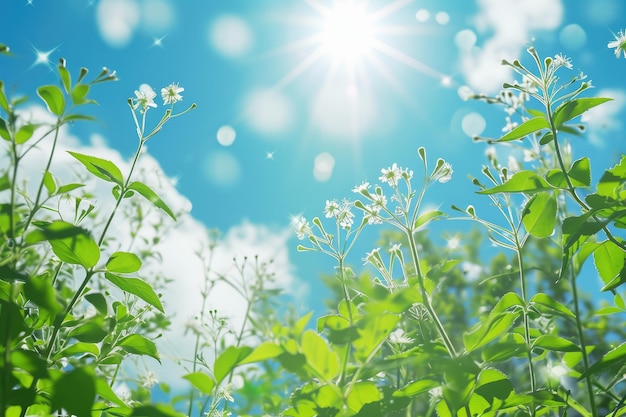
1 38 626 417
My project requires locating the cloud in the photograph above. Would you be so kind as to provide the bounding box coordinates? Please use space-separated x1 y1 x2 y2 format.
459 0 563 94
96 0 175 48
8 105 300 389
208 15 254 58
581 88 626 147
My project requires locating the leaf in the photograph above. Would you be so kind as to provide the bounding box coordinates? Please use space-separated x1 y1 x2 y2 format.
118 334 160 363
597 155 626 199
51 367 96 417
301 330 340 380
104 273 164 313
71 83 90 104
463 310 519 352
532 335 581 352
54 342 100 360
496 117 549 142
96 377 126 407
393 379 440 398
568 157 591 187
239 342 282 365
68 316 112 343
106 251 142 273
481 333 527 362
127 181 176 220
353 314 400 362
580 342 626 379
129 405 186 417
58 64 71 94
475 368 513 403
37 85 65 116
0 118 9 140
346 382 381 413
11 348 50 379
183 372 215 394
214 346 252 385
593 240 625 288
68 151 124 185
522 192 556 238
43 170 56 195
530 293 575 318
415 210 446 229
553 97 612 128
56 183 84 194
15 123 35 144
0 81 9 112
478 171 553 195
24 273 63 314
33 221 100 269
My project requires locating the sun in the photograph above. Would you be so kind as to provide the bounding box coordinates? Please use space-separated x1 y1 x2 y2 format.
319 1 375 65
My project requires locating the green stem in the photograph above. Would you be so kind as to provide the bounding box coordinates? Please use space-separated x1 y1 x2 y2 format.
515 244 536 393
569 265 598 417
407 233 456 357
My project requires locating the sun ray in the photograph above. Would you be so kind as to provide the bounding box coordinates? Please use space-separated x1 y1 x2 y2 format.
29 44 59 70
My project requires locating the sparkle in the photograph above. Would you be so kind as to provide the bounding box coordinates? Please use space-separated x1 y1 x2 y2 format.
26 0 34 5
30 44 59 69
265 151 275 160
151 35 167 48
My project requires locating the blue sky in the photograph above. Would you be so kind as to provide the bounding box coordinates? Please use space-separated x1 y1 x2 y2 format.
3 0 626 385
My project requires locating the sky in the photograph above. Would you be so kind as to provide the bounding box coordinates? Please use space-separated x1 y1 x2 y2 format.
2 0 626 388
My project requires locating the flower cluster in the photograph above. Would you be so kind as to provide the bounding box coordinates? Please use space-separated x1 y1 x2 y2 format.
324 199 355 230
132 82 184 113
379 163 413 187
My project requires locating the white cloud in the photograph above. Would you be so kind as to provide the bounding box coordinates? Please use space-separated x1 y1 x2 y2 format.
460 0 563 93
581 88 626 147
7 106 300 389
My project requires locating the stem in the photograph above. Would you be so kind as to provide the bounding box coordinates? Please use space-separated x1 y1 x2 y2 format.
515 244 536 393
569 264 598 417
406 233 456 357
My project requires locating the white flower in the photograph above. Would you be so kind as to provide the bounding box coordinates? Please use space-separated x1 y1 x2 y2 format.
608 30 626 58
324 199 341 218
371 192 387 209
141 371 158 389
337 199 354 229
364 209 383 225
133 84 157 113
294 216 311 240
379 163 403 187
161 82 184 105
389 329 414 344
430 159 453 183
363 248 382 266
553 53 573 70
502 116 518 133
352 181 370 194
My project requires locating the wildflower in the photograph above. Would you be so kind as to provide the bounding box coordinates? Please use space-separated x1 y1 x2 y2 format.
294 216 311 240
507 155 521 173
141 371 158 389
336 199 355 229
430 159 453 183
502 116 518 133
363 208 383 225
389 243 401 254
324 199 341 218
552 53 573 69
363 247 382 266
161 82 184 105
352 181 370 195
608 30 626 58
389 328 414 344
371 192 387 209
133 84 157 113
379 163 403 187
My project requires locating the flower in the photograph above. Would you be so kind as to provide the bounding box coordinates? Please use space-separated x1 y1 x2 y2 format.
389 328 414 344
352 181 370 195
324 200 341 218
379 163 403 187
553 53 573 69
608 30 626 58
161 82 184 105
140 371 158 389
294 216 311 240
501 116 518 133
133 84 157 113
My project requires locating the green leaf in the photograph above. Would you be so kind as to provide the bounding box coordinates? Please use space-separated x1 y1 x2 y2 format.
530 293 575 318
118 334 160 363
481 333 527 362
568 157 591 187
106 251 142 273
53 342 100 360
353 314 400 362
463 310 519 352
580 342 626 379
475 368 513 403
522 192 556 238
183 372 215 394
496 117 549 142
214 346 252 385
129 405 186 417
43 170 56 195
96 377 127 407
597 155 626 199
532 335 580 352
68 316 112 343
0 81 9 112
37 85 65 116
301 330 340 380
104 273 164 313
15 123 35 144
478 170 553 195
51 367 96 417
68 151 124 185
58 65 71 94
593 240 625 287
415 210 446 229
71 83 90 104
11 348 49 379
553 97 612 128
346 381 381 413
239 341 282 365
0 118 9 141
394 379 440 398
32 221 100 268
127 181 176 221
24 273 63 314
